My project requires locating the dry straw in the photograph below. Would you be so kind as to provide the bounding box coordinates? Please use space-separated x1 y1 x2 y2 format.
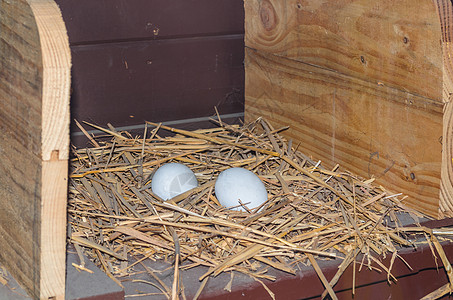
68 117 452 299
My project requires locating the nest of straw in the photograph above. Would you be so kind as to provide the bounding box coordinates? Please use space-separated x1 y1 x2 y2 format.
68 117 452 299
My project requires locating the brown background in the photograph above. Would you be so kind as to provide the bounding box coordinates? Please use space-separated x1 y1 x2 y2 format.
54 0 245 144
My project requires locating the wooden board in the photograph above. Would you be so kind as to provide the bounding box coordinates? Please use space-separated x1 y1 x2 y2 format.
437 0 453 218
70 36 245 129
244 0 450 218
0 0 70 298
54 0 245 44
52 0 245 140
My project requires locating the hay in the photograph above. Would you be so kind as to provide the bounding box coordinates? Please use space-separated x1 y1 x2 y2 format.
68 117 451 299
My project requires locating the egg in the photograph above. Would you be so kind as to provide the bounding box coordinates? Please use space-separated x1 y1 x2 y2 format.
151 163 198 200
215 168 268 211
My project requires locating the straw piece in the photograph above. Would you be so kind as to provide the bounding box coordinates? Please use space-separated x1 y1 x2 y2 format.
112 188 143 218
131 279 170 299
115 226 174 251
75 119 101 148
307 253 338 300
72 263 94 274
141 263 172 297
255 256 295 275
171 253 180 300
193 277 209 300
420 283 452 300
321 248 360 299
253 276 276 300
84 121 128 140
431 234 453 288
71 236 127 261
224 271 234 292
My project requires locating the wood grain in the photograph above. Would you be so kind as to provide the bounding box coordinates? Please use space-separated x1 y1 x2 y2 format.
244 0 446 218
0 0 70 298
245 0 442 101
435 0 453 218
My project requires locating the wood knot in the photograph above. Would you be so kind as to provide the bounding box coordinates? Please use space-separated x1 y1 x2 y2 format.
259 0 277 31
50 150 60 161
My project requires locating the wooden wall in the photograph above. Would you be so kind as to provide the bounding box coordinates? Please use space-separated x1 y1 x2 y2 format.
54 0 245 142
244 0 449 218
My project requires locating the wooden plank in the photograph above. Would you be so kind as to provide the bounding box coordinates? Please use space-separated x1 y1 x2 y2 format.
441 100 453 217
70 36 244 129
0 0 70 299
245 0 442 101
244 0 447 218
245 48 443 217
436 0 453 218
54 0 245 44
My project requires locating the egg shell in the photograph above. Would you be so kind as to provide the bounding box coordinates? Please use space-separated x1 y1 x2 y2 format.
215 168 268 211
151 163 198 200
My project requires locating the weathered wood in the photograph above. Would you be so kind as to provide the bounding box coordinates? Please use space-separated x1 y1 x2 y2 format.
244 0 449 218
0 0 70 299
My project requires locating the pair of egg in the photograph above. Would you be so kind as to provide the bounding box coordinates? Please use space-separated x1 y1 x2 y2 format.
151 163 267 211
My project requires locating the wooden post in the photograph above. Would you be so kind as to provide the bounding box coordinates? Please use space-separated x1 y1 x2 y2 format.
0 0 70 299
245 0 452 218
437 0 453 218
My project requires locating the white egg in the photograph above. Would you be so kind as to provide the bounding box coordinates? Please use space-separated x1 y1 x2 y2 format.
215 168 268 211
151 163 198 200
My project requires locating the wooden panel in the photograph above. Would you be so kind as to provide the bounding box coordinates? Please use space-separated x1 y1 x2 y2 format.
244 0 446 218
52 0 246 135
245 48 443 217
70 36 244 129
437 0 453 218
245 0 442 101
0 0 70 298
54 0 245 44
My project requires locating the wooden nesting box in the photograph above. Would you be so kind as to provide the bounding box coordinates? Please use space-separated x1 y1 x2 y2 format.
2 0 453 299
244 0 453 219
0 0 70 299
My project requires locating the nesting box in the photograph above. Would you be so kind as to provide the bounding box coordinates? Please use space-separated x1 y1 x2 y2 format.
244 0 453 219
1 0 453 299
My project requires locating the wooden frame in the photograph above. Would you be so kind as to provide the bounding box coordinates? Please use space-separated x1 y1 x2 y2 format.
0 0 70 298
